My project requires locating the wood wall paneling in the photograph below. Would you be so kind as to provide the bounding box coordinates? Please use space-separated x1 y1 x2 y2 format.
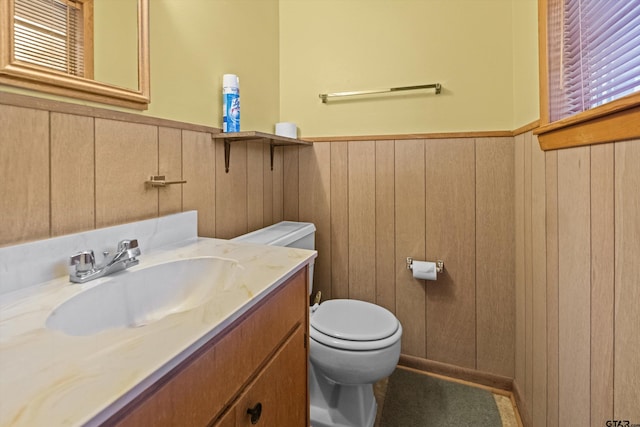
475 137 515 377
215 141 247 239
545 149 559 427
347 141 376 303
6 93 640 427
50 113 95 236
515 137 640 427
262 144 274 226
272 146 284 223
613 141 640 422
514 133 526 390
246 140 264 232
590 143 615 427
330 142 349 299
374 140 396 314
94 119 158 228
557 146 591 427
182 130 216 237
158 127 183 216
0 105 49 246
298 143 331 300
394 139 426 358
530 134 547 427
424 138 476 369
283 146 300 221
298 137 517 372
523 132 533 421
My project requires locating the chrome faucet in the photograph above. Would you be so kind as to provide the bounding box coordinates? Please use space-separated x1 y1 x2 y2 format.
69 239 141 283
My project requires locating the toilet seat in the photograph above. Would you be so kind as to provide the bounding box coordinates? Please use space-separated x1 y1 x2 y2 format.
310 299 401 351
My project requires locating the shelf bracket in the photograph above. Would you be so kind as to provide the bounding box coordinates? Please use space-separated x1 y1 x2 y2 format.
212 131 312 173
270 144 275 171
224 140 274 173
224 140 231 173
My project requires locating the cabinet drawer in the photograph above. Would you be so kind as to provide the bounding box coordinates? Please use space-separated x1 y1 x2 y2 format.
111 267 308 427
233 325 307 427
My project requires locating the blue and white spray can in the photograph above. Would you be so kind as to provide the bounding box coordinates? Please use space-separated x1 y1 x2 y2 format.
222 74 240 132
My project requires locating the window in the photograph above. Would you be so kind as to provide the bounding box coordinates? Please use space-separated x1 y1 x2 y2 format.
13 0 93 78
537 0 640 150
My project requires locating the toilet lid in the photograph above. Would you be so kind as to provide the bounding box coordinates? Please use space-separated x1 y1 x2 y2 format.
310 299 399 341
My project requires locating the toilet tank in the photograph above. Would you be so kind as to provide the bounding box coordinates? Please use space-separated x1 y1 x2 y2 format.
232 222 316 294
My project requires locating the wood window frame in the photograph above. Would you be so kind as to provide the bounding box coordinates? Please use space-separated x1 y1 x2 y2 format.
535 0 640 150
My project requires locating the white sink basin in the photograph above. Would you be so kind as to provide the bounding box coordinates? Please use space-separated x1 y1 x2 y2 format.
46 257 239 336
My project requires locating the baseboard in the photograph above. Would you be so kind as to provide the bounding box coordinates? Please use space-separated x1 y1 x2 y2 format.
510 380 531 427
398 354 514 392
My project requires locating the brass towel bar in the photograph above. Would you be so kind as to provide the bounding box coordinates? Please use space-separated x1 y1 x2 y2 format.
319 83 442 103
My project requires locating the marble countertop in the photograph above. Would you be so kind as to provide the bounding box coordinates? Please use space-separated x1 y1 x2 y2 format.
0 237 316 427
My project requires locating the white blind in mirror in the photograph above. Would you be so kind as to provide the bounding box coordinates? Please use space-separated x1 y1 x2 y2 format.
13 0 86 77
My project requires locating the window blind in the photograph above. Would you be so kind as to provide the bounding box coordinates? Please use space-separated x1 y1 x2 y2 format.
548 0 640 122
13 0 85 77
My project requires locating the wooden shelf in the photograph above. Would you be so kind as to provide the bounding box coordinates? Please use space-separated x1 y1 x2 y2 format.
211 131 312 146
211 131 313 173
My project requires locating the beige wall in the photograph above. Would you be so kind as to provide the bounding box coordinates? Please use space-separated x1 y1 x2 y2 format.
146 0 280 131
279 0 516 137
514 132 640 426
1 0 538 136
512 0 539 127
280 136 516 377
0 0 281 133
93 0 139 90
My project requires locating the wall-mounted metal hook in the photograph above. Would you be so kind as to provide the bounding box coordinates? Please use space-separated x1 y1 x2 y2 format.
146 175 187 187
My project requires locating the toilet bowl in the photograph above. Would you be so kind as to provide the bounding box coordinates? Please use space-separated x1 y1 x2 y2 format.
309 299 402 427
233 222 402 427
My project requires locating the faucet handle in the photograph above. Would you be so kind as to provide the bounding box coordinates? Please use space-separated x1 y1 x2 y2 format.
117 239 138 251
70 250 95 273
116 239 141 260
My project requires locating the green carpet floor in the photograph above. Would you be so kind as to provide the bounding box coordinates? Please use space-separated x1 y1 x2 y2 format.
379 368 503 427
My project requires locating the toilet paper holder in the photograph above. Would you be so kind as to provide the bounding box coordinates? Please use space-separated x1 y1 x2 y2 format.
406 257 444 273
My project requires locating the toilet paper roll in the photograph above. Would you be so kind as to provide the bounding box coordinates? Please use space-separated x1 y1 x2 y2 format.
412 260 438 281
275 122 297 139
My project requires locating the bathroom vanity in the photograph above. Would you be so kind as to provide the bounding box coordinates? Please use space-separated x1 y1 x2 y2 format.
110 268 308 426
0 212 315 426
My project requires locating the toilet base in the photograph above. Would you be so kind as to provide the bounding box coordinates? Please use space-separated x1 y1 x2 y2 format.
309 363 377 427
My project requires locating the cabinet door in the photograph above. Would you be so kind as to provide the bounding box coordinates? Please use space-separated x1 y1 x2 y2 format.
211 408 235 427
235 326 307 427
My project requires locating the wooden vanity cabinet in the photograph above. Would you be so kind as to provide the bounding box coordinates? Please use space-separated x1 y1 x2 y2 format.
216 326 307 427
109 267 309 427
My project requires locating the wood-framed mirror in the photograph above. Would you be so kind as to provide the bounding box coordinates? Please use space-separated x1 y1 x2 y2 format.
0 0 149 110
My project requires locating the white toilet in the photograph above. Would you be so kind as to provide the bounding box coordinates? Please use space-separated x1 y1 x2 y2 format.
233 221 402 427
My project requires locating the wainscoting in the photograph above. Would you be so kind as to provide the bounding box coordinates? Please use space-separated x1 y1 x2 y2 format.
514 132 640 427
3 92 638 427
280 137 516 378
0 92 284 247
1 91 517 379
